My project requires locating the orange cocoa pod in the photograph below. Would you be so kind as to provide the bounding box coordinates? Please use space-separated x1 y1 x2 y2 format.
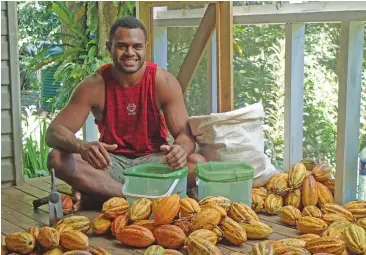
302 205 322 218
201 204 227 223
321 203 354 222
132 220 157 233
220 217 247 245
116 225 155 248
305 236 346 255
61 195 73 215
284 188 302 209
102 197 129 219
296 216 328 235
275 245 311 255
63 251 92 255
60 230 89 251
91 213 112 235
313 163 333 182
1 246 8 255
179 197 201 217
288 163 307 189
278 205 302 226
316 182 334 207
296 233 321 242
26 227 39 240
198 196 232 212
129 198 152 222
321 179 335 195
89 247 111 255
37 227 59 249
302 175 318 207
153 194 180 225
153 225 186 249
190 208 220 231
228 202 259 221
111 214 129 236
173 219 191 236
5 232 35 255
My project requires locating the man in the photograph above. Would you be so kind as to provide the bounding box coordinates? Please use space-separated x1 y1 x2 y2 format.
46 16 205 211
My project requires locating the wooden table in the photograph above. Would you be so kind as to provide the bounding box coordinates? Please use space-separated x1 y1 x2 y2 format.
1 177 301 254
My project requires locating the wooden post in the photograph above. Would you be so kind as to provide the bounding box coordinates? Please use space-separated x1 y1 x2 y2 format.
335 21 364 204
216 1 233 112
283 23 305 172
153 7 168 69
137 2 153 61
206 31 218 113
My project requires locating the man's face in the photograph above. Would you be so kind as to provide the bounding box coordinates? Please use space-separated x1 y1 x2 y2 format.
107 27 147 74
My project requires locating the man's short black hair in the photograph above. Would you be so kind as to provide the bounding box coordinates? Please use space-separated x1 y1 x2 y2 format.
109 16 147 42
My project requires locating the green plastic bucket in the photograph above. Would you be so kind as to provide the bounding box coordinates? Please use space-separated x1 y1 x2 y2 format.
196 161 254 206
123 164 188 204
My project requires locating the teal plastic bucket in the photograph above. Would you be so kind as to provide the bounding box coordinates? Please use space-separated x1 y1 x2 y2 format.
196 161 254 206
123 164 188 204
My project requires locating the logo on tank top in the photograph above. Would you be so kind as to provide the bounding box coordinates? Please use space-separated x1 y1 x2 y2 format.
127 103 136 116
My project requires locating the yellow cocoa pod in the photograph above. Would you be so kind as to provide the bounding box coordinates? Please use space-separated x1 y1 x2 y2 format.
129 198 152 222
280 238 306 247
212 227 224 241
89 247 111 255
26 227 39 241
322 227 346 242
317 182 334 207
201 204 227 223
102 197 129 219
278 205 302 226
238 220 272 239
272 174 289 196
344 200 366 220
190 208 221 231
344 223 366 254
265 173 287 192
296 233 321 242
302 205 322 218
252 193 264 213
321 203 354 222
111 214 130 236
60 230 89 251
252 187 268 200
277 246 311 255
322 213 350 225
220 217 247 245
143 245 164 255
305 236 346 255
163 249 183 255
54 223 73 235
153 194 180 225
284 188 302 209
179 197 201 217
43 247 64 255
228 202 259 222
153 225 186 249
63 251 92 255
198 196 232 212
300 159 317 171
172 219 191 236
250 242 274 255
116 225 155 248
132 219 157 233
185 236 222 255
356 217 366 230
91 213 112 235
313 163 333 182
37 227 60 249
185 229 218 245
5 232 35 255
288 163 307 189
296 216 328 234
321 179 335 195
54 216 91 233
302 175 318 207
264 194 283 215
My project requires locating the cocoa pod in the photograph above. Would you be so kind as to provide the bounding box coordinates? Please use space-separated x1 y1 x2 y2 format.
288 163 307 189
116 225 155 248
129 198 152 222
305 236 346 255
185 236 222 255
111 214 129 236
198 196 232 212
102 197 129 219
302 175 318 207
296 216 328 234
5 232 35 255
278 205 302 226
153 194 180 225
238 220 272 239
220 217 247 245
179 197 201 217
91 214 112 235
37 227 59 249
313 163 333 182
228 202 259 222
153 225 186 249
60 230 89 251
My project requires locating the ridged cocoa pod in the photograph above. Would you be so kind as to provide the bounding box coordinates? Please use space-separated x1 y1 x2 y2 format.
296 233 321 243
313 163 333 182
264 194 283 215
275 246 311 255
322 213 350 225
54 223 73 234
296 216 328 234
102 197 129 219
1 246 8 255
185 236 222 255
63 251 92 255
278 205 302 226
284 188 302 209
344 223 366 254
212 227 224 242
280 238 306 248
288 163 307 189
228 202 259 222
305 236 346 255
5 232 35 255
116 225 155 248
163 250 183 255
220 217 247 245
172 219 191 236
91 214 112 235
111 214 129 236
43 247 64 255
321 203 354 222
344 200 366 220
302 175 318 207
327 221 352 231
61 195 73 215
356 218 366 230
153 194 180 225
129 198 152 222
321 179 335 195
265 173 287 192
250 242 274 255
143 245 164 255
251 193 264 213
322 227 346 242
190 208 220 231
26 227 39 240
198 196 232 212
316 182 334 207
272 173 289 196
60 230 89 251
185 229 218 245
37 227 59 249
200 204 227 223
89 247 111 255
238 220 272 239
54 216 91 233
252 187 268 200
132 220 157 233
300 159 317 171
153 225 186 249
302 205 322 218
179 197 201 217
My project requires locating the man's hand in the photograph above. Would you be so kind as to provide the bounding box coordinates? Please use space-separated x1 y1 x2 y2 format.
80 141 118 170
160 144 188 170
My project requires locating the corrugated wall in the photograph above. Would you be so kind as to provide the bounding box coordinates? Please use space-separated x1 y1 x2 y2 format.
1 1 23 186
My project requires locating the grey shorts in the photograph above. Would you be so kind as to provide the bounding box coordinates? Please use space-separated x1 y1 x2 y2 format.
107 152 165 183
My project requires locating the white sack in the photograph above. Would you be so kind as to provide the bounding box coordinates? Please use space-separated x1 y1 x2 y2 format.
188 102 278 187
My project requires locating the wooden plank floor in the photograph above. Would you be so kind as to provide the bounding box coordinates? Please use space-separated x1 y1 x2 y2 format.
1 177 301 254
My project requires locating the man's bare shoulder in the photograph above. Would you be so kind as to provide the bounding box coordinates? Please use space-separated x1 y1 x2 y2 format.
72 70 105 97
155 65 184 105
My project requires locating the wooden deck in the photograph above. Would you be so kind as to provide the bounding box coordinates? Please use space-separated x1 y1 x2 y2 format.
1 177 301 254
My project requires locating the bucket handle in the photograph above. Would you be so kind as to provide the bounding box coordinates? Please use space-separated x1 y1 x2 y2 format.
122 179 180 199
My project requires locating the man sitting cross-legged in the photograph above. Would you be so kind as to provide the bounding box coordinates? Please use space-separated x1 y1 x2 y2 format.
46 16 205 212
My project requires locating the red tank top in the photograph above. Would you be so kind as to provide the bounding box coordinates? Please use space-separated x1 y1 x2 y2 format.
95 62 168 159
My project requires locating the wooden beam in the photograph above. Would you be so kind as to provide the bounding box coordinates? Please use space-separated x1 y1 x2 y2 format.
206 32 218 113
335 21 364 205
137 2 153 61
145 1 214 7
216 1 233 113
176 3 216 93
153 7 168 70
283 23 305 172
